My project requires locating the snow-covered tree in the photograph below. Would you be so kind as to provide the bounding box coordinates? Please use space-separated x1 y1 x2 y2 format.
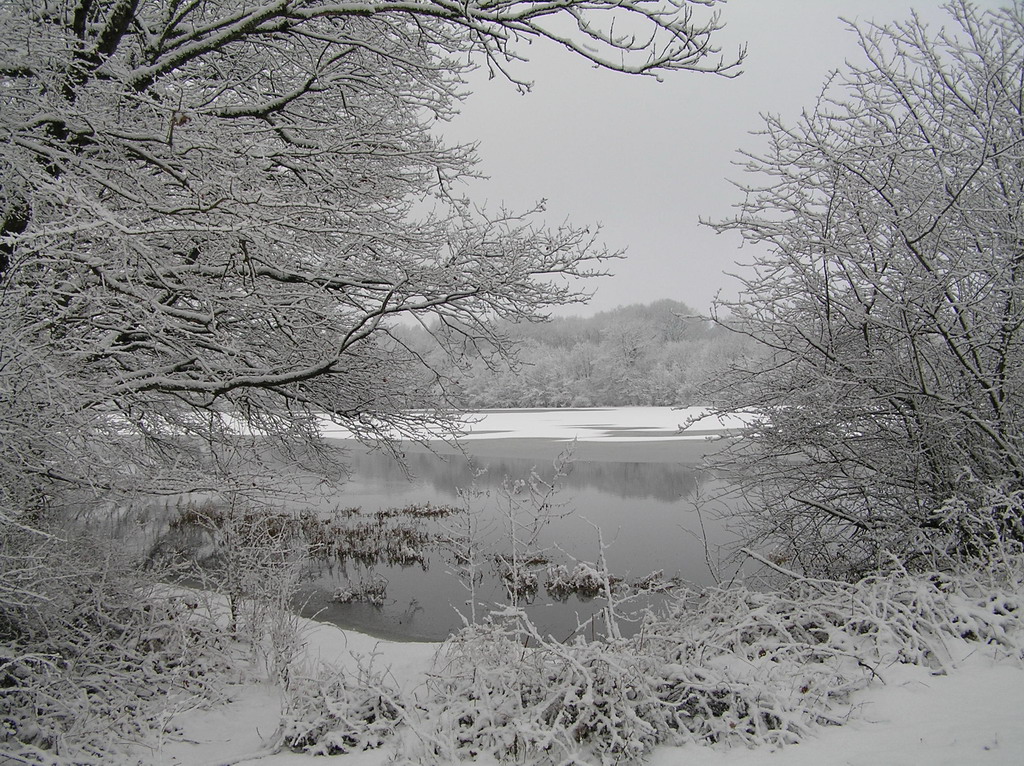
0 0 740 520
708 1 1024 575
0 5 745 760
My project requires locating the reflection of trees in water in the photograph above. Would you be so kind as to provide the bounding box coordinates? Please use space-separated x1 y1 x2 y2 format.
347 451 700 503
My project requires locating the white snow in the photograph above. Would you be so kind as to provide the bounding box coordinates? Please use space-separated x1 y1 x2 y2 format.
150 614 1024 766
318 406 752 442
458 407 750 441
652 653 1024 766
145 408 1023 765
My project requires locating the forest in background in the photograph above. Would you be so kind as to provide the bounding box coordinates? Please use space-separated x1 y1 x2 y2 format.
413 299 753 408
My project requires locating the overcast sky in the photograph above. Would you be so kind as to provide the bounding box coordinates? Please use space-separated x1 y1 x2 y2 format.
441 0 1006 317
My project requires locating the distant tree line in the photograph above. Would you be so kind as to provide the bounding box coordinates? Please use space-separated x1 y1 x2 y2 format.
416 300 752 408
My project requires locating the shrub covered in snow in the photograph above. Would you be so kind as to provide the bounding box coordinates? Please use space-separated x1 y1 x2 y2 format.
0 524 230 765
282 559 1024 765
413 612 673 763
545 562 610 600
333 576 389 607
281 658 404 756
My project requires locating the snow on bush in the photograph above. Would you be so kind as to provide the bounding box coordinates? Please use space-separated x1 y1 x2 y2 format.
0 525 231 765
333 576 389 607
280 657 404 756
545 562 608 600
412 611 673 763
282 560 1023 765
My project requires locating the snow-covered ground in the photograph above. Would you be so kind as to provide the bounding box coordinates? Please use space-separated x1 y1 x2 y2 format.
153 614 1024 766
148 409 1024 766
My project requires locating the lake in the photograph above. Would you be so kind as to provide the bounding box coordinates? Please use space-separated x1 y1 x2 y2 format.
295 407 744 641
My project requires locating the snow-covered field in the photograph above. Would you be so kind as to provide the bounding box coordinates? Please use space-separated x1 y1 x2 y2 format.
147 409 1024 766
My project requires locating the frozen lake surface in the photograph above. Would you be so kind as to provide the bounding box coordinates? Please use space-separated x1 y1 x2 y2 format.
320 405 748 447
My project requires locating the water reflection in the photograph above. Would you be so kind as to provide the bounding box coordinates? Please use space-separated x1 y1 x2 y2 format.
124 439 737 644
304 444 736 642
346 450 701 503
